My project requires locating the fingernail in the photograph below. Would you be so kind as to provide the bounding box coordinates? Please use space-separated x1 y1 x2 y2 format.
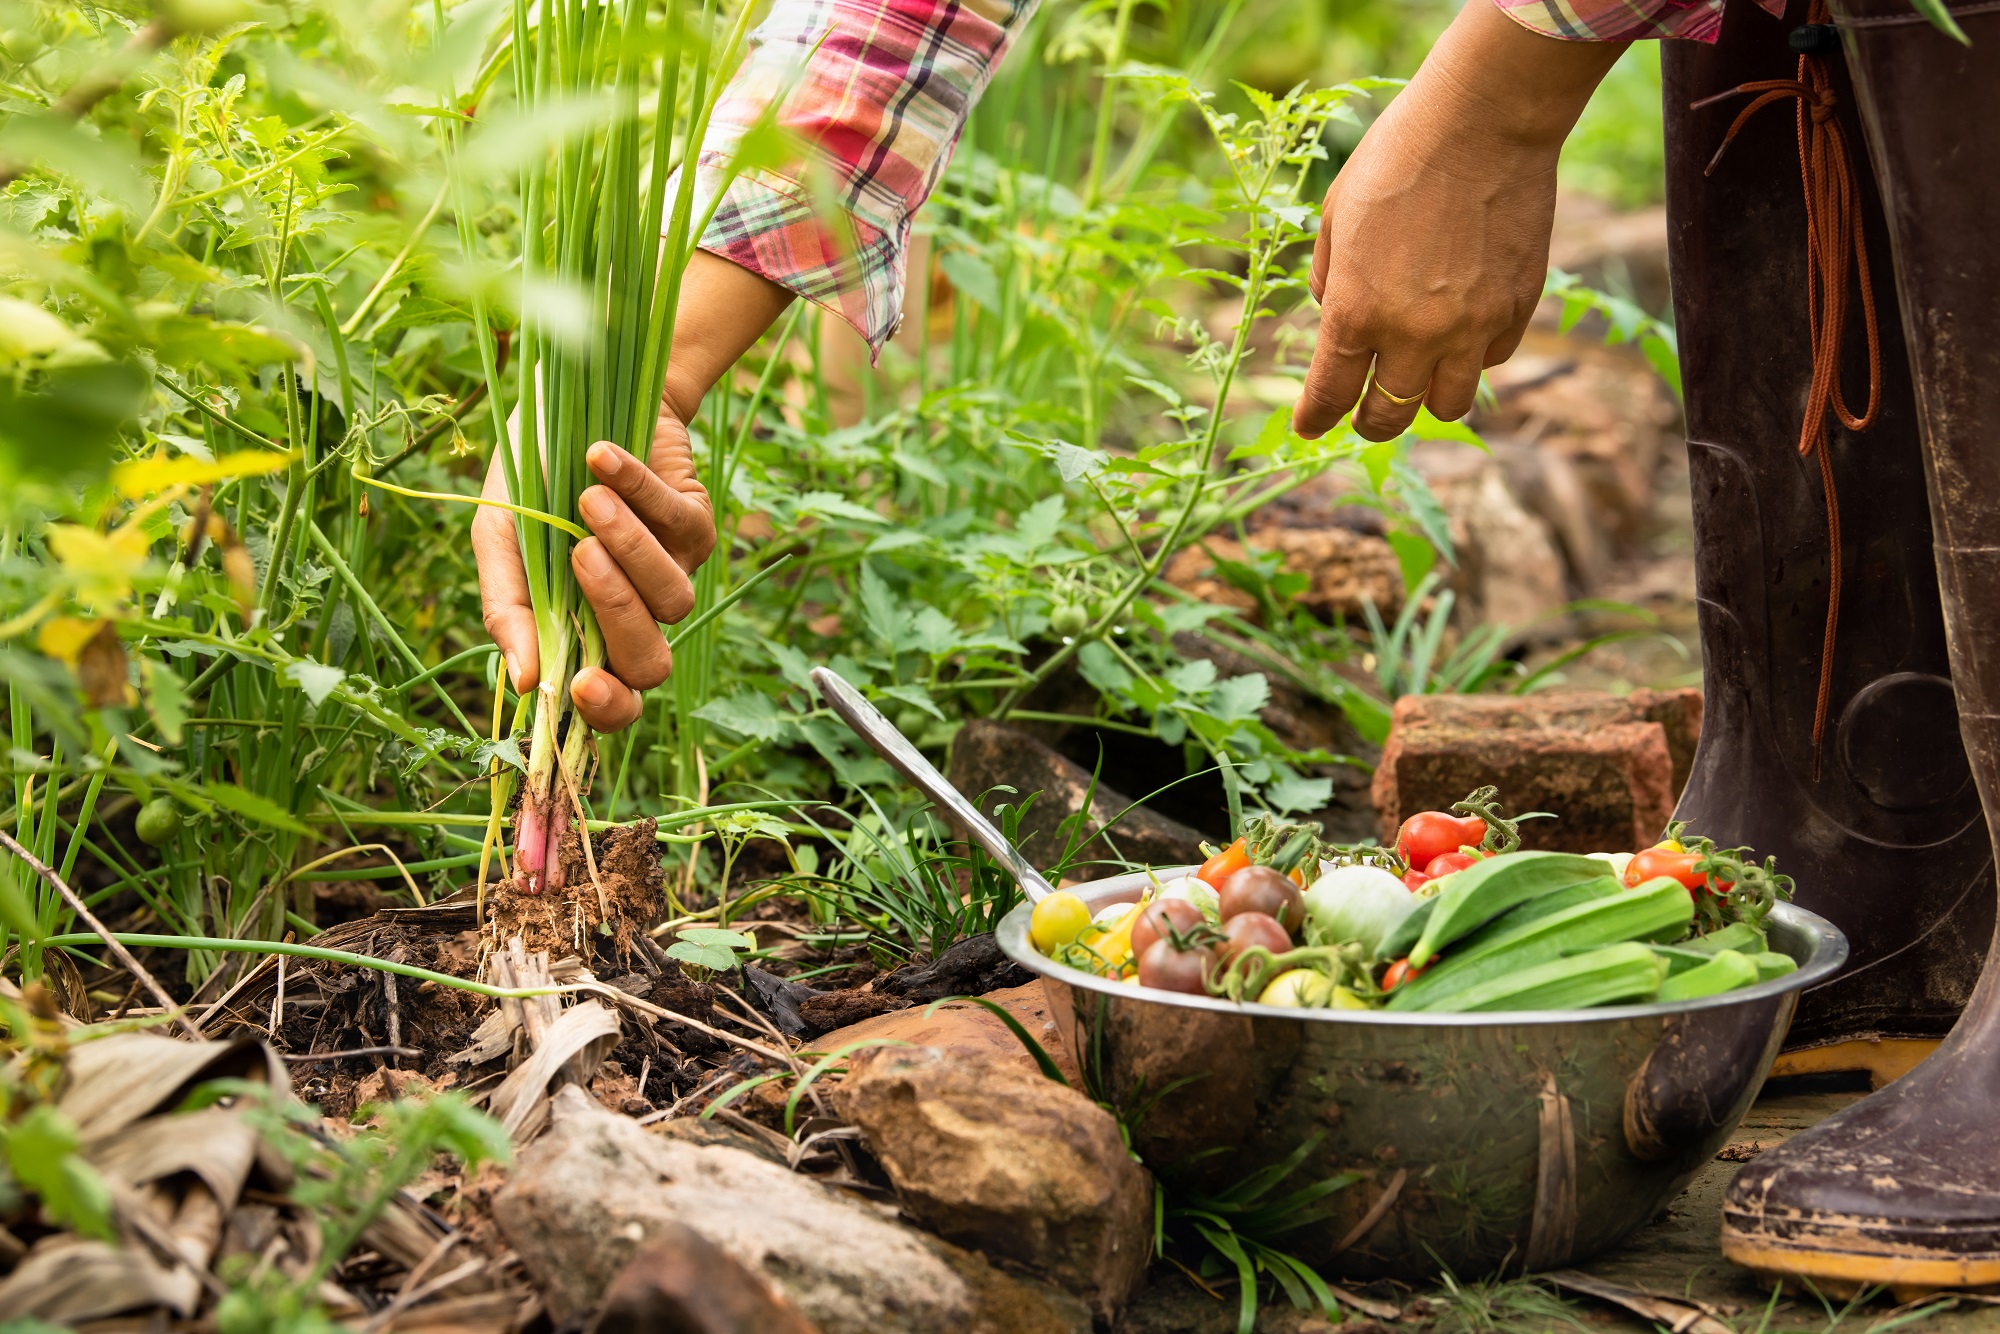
505 651 522 689
576 670 611 709
576 540 612 575
588 442 620 477
580 488 614 525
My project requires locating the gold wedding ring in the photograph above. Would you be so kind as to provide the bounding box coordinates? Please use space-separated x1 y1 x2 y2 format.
1369 376 1426 408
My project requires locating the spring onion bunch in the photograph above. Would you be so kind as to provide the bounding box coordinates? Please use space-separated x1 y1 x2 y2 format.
489 0 749 893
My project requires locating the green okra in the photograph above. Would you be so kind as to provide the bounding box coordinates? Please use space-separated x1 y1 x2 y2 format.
1750 950 1798 981
1405 851 1622 968
1655 948 1760 1003
1450 942 1670 1013
1387 878 1693 1012
1682 921 1767 956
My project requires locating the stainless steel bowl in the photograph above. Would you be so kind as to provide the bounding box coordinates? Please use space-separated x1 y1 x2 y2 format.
997 869 1848 1280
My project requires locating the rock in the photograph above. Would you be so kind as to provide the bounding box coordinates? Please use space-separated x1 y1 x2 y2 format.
1162 527 1404 622
948 719 1209 879
1478 328 1682 558
874 932 1036 1005
492 1087 1090 1334
797 987 908 1032
586 1226 820 1334
811 981 1081 1086
838 1046 1152 1322
1371 690 1703 854
1406 441 1569 631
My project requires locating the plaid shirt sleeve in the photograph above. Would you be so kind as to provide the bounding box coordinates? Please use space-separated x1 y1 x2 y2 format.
1493 0 1783 42
689 0 1039 353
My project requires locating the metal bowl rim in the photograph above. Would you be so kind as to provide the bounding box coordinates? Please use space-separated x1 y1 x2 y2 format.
997 866 1850 1027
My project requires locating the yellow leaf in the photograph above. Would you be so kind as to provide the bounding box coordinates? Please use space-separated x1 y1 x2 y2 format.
37 616 98 664
45 524 150 601
112 448 294 500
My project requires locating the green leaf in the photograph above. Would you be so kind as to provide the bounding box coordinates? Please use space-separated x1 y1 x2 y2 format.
1263 773 1331 815
881 683 947 722
693 692 792 741
938 250 1002 312
203 782 311 836
0 362 150 483
859 563 915 652
141 658 188 745
5 1105 113 1240
284 658 346 706
1386 530 1437 591
1210 673 1269 723
1077 641 1133 696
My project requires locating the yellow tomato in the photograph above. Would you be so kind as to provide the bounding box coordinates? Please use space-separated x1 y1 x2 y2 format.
1258 969 1336 1008
1030 891 1092 953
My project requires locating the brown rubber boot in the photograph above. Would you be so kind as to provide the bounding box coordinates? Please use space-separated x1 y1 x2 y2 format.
1720 0 2000 1294
1661 0 1993 1075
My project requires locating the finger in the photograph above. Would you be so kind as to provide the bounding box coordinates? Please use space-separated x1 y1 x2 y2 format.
570 665 645 732
473 455 539 691
1352 352 1439 442
1483 307 1534 368
1424 351 1485 424
1308 180 1338 304
587 439 715 573
571 537 673 690
578 484 697 624
1294 325 1373 440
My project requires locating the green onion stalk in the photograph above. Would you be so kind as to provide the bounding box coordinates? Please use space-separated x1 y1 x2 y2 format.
495 0 750 893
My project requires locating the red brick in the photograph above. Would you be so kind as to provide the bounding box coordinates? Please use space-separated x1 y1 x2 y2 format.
1372 691 1691 855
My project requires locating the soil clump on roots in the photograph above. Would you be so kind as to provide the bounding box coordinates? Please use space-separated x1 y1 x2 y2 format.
485 817 663 967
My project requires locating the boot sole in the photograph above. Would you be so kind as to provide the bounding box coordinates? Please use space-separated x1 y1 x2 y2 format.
1769 1037 1940 1090
1722 1228 2000 1299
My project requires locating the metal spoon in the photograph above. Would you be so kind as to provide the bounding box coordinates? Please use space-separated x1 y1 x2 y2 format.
811 666 1057 903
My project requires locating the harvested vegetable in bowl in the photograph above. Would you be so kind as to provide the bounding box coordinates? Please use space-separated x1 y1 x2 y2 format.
1025 787 1798 1013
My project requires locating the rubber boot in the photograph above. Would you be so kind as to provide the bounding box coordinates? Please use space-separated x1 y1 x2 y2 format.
1661 0 1993 1074
1721 0 2000 1294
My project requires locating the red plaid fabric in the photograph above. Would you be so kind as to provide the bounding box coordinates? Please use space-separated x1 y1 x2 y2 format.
1494 0 1783 42
691 0 1039 352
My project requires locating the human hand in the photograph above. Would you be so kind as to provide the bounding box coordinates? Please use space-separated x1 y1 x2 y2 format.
474 397 715 732
1292 1 1625 443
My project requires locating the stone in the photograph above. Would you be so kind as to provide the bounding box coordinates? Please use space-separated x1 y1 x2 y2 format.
837 1046 1152 1322
873 931 1036 1005
585 1226 820 1334
1371 690 1704 855
948 719 1208 878
810 981 1081 1086
1407 441 1569 632
492 1087 1090 1334
1162 527 1404 622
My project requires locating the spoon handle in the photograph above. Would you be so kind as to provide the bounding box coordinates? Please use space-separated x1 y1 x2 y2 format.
811 667 1058 903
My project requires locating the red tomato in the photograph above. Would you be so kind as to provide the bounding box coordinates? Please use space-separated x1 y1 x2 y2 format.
1624 845 1727 896
1395 811 1487 871
1217 865 1306 933
1197 838 1251 888
1401 869 1432 893
1381 957 1428 991
1424 850 1483 878
1131 899 1207 962
1216 912 1294 970
1137 937 1214 994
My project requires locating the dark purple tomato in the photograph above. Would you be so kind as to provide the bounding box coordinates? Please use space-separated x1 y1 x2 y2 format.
1131 899 1207 962
1217 865 1305 933
1137 937 1214 995
1216 911 1294 971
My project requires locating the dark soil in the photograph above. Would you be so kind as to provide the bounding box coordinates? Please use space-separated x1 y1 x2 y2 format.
485 817 663 968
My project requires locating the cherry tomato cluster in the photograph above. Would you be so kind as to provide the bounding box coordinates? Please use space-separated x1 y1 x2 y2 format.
1131 843 1312 996
1393 810 1489 892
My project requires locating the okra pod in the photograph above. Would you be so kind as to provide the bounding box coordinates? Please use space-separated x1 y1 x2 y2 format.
1451 942 1669 1012
1387 879 1692 1011
1654 948 1760 1003
1405 852 1622 968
